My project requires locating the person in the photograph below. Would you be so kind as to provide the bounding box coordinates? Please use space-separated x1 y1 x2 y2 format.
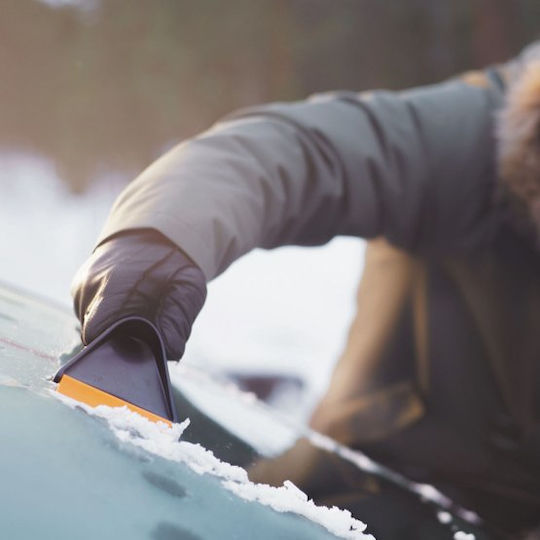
72 43 540 537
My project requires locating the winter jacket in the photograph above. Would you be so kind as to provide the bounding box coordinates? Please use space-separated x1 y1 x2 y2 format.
321 236 540 535
96 43 540 533
97 59 513 280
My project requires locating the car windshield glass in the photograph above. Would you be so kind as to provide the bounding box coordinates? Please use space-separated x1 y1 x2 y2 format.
0 284 486 540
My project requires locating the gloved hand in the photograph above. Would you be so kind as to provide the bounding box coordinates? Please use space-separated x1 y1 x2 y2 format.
71 229 207 360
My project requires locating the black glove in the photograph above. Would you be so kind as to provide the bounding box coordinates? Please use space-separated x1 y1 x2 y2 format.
71 229 207 360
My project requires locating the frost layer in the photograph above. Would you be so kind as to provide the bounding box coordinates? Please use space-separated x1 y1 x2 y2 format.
56 395 374 540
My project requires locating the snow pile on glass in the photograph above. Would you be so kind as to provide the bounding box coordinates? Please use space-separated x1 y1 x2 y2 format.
57 394 374 540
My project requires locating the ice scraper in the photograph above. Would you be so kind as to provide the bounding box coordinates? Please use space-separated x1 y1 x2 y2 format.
54 317 178 425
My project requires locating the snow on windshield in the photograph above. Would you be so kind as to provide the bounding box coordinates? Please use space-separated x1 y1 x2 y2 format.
56 393 374 540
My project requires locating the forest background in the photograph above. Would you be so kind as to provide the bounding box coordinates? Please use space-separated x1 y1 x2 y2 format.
3 0 539 191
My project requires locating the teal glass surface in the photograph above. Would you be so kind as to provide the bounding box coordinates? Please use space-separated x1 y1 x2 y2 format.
0 283 486 540
0 284 339 540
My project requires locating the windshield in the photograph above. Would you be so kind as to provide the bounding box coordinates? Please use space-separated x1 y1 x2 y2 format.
0 283 486 539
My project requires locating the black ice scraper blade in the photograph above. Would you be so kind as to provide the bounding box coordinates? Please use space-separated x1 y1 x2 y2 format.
54 317 178 425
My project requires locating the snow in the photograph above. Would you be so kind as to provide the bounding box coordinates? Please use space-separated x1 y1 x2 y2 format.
37 0 99 11
0 374 22 387
55 393 374 539
437 511 452 524
0 151 123 302
225 480 372 540
454 532 475 540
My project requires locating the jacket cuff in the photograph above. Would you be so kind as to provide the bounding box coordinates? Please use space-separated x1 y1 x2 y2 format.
96 211 214 281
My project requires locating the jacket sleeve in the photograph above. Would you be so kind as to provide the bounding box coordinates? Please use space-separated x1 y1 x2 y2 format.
96 78 503 280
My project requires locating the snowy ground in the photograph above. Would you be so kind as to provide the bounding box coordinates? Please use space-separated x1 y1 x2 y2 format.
0 150 365 419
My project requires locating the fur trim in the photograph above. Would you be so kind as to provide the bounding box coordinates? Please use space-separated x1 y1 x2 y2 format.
497 60 540 237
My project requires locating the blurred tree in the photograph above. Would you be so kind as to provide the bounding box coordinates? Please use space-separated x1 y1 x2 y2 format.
0 0 538 191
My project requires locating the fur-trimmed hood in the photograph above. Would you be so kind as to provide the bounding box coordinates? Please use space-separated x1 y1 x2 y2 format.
497 43 540 238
